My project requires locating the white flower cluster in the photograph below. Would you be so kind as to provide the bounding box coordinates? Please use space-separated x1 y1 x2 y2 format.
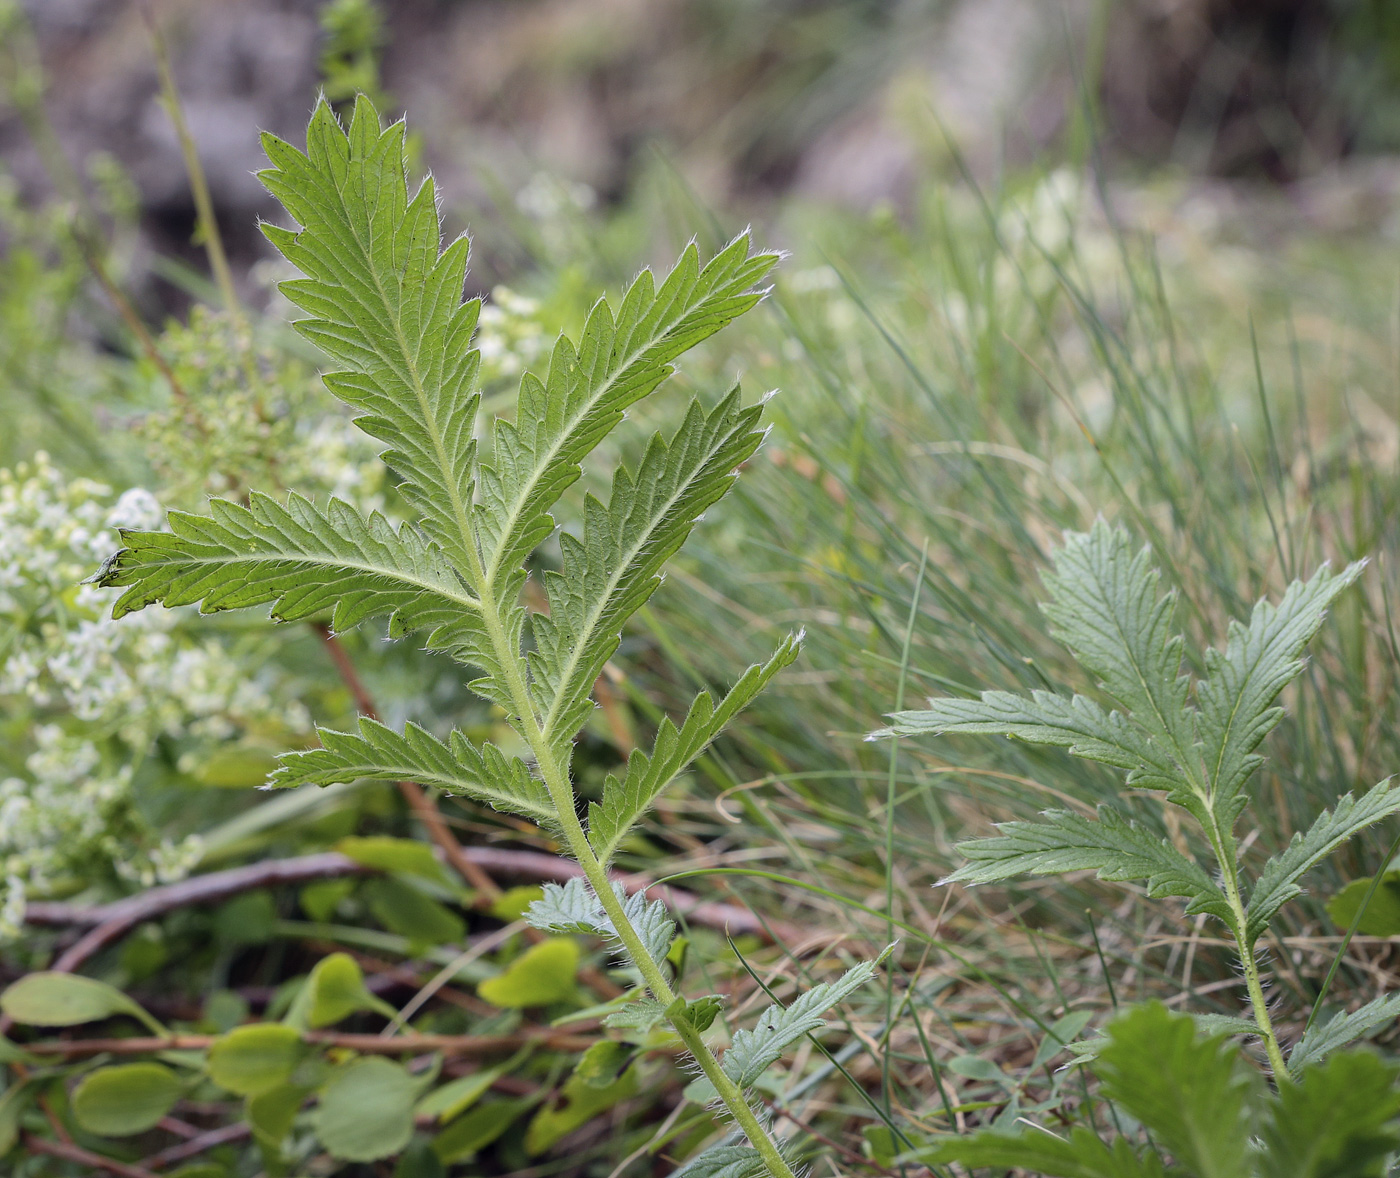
476 286 552 387
0 455 309 938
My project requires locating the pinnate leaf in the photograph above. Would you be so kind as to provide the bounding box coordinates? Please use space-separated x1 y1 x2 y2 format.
272 717 553 825
259 96 482 570
588 633 801 865
1260 1049 1400 1177
1246 778 1400 946
1289 992 1400 1074
721 951 888 1087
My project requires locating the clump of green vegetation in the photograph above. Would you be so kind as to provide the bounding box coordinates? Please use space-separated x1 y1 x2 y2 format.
82 95 884 1177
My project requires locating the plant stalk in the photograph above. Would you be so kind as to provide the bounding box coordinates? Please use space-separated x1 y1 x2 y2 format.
1217 852 1288 1079
467 578 798 1178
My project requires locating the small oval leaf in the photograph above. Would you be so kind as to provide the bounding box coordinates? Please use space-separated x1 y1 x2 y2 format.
477 938 579 1009
1 973 157 1031
313 1057 417 1161
73 1063 182 1136
208 1024 305 1096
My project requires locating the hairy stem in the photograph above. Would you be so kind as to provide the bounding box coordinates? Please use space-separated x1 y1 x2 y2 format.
467 574 796 1177
1212 823 1288 1079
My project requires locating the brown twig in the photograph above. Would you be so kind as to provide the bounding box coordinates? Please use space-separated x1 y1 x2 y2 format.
24 1134 161 1178
32 852 369 973
25 848 797 958
143 1123 251 1171
25 1028 599 1059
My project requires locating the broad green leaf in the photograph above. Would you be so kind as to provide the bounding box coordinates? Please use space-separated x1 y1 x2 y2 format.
1 972 163 1034
1197 559 1365 817
1260 1049 1400 1177
1289 992 1400 1074
272 717 553 825
588 633 801 865
524 1061 639 1155
432 1098 530 1163
414 1068 502 1123
721 950 889 1087
258 96 483 572
91 494 480 659
478 937 580 1008
365 876 465 948
312 1056 417 1161
1039 522 1193 762
337 835 452 885
207 1024 305 1096
1246 779 1400 946
528 390 767 754
72 1062 183 1136
943 805 1231 925
1325 871 1400 936
573 1040 632 1089
1094 1003 1260 1178
923 1126 1165 1178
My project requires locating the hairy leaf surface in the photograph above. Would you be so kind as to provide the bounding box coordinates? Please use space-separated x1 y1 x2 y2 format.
721 952 887 1087
588 633 802 865
259 97 482 570
529 390 767 753
1245 779 1400 945
1197 559 1365 818
272 718 552 824
93 493 478 652
1289 992 1400 1074
944 806 1231 924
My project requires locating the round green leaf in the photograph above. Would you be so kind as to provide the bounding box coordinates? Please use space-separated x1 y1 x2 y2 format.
292 952 394 1029
1 973 159 1032
73 1063 183 1136
313 1057 416 1161
246 1083 307 1147
208 1024 305 1096
477 938 579 1009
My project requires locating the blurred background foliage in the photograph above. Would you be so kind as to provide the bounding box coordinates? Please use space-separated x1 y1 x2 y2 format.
3 0 1400 1174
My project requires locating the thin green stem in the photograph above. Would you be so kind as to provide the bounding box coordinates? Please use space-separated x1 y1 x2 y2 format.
1217 855 1288 1080
463 548 796 1177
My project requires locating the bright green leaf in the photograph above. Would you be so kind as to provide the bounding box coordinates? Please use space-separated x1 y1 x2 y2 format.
478 938 579 1008
208 1024 305 1096
337 835 452 886
1 972 163 1034
72 1062 183 1136
312 1056 417 1161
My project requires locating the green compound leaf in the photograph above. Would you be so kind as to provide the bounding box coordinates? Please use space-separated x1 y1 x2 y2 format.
528 389 767 756
943 805 1230 923
588 632 802 865
923 1126 1166 1178
472 232 779 614
1039 522 1193 759
1 972 164 1034
526 878 675 964
1197 558 1366 818
208 1023 305 1096
1289 992 1400 1074
1246 778 1400 946
1261 1049 1400 1178
73 1062 184 1136
313 1056 418 1161
91 494 480 659
1095 1003 1260 1178
259 96 483 572
272 717 552 824
721 950 889 1087
477 937 580 1008
877 687 1177 794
